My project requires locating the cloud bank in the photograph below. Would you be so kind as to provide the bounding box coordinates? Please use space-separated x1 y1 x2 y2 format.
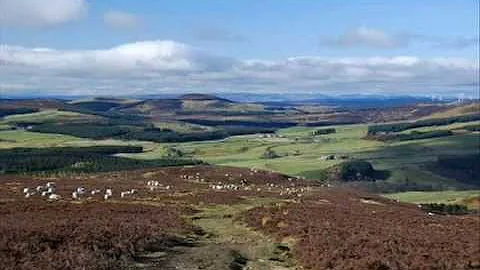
0 40 478 97
0 0 87 27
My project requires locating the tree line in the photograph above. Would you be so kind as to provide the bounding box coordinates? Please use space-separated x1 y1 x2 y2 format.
0 146 202 174
367 114 480 135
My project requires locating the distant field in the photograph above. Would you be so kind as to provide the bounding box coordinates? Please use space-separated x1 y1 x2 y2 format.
2 109 98 124
397 120 480 134
419 103 480 119
1 104 479 200
383 190 480 209
120 123 479 190
154 121 213 133
0 130 148 149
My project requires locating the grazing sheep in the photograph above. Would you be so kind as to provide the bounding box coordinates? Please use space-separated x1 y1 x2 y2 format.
120 191 131 198
72 191 79 200
91 189 101 195
36 186 44 192
46 182 56 188
76 187 86 195
47 187 56 194
105 188 113 196
41 191 49 197
23 188 30 194
104 194 111 200
48 194 61 200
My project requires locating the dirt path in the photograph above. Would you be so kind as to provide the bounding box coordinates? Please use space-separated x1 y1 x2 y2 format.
133 198 302 270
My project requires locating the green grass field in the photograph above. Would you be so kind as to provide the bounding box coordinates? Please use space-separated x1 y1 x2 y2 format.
0 130 148 149
383 190 480 209
1 110 479 206
118 123 479 187
2 110 99 124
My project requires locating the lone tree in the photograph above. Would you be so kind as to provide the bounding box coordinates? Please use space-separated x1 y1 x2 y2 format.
263 147 280 159
164 147 184 158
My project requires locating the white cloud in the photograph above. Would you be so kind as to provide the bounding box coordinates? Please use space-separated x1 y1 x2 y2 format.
0 0 87 27
103 10 141 30
0 40 478 96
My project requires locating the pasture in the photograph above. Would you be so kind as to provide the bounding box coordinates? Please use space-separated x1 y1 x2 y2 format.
383 190 480 209
126 123 479 191
1 107 479 199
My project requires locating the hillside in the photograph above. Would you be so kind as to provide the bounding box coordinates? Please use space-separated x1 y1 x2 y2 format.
419 103 480 120
0 166 478 269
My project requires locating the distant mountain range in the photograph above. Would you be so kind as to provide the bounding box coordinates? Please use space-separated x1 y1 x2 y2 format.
1 91 469 108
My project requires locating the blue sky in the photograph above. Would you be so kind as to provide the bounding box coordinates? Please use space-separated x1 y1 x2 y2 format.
0 0 479 97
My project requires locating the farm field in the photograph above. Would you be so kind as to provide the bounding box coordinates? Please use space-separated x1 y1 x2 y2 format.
122 123 479 190
383 190 480 209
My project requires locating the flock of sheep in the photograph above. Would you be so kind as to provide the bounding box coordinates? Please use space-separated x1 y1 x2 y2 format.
180 170 313 197
21 169 315 201
23 182 60 200
22 182 137 201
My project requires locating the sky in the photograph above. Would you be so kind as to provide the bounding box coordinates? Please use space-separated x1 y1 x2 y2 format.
0 0 479 98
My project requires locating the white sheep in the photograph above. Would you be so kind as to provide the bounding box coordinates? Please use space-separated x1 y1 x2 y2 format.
49 194 61 200
72 191 79 200
46 182 56 188
36 186 44 192
23 188 30 194
120 191 130 198
76 187 86 195
105 188 113 196
104 194 111 200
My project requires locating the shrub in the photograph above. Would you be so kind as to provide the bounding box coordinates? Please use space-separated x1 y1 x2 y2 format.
420 203 470 215
263 147 280 159
339 160 375 181
312 128 336 136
